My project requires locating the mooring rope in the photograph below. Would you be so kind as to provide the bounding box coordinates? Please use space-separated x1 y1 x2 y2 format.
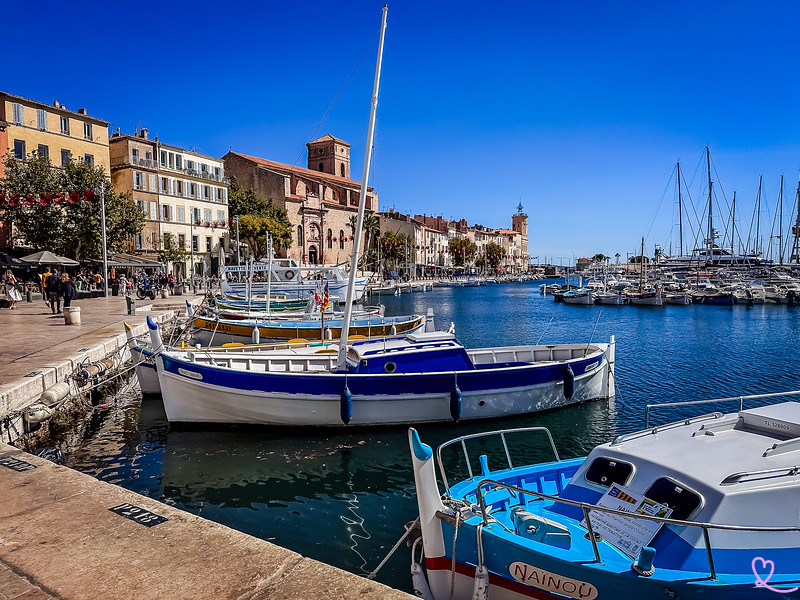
365 516 420 580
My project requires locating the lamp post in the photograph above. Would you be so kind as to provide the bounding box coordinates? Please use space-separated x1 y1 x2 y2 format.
234 215 241 266
100 182 109 298
190 218 196 293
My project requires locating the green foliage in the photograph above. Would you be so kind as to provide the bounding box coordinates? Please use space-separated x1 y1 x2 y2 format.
380 230 414 269
485 242 507 270
591 253 609 263
227 176 292 252
349 213 380 268
448 236 477 267
629 255 650 264
158 232 189 266
1 152 144 260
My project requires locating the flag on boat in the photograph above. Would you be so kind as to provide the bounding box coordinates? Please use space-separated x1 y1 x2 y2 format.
314 282 323 304
321 283 330 311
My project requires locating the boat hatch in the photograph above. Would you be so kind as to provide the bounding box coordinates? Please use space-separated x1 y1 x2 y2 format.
644 477 702 520
739 402 800 438
583 456 634 488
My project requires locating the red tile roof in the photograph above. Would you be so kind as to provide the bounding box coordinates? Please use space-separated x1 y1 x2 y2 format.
308 134 351 147
228 151 369 190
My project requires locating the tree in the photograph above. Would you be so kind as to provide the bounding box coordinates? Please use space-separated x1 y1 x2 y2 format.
448 237 477 267
158 232 189 270
380 230 414 272
227 176 292 251
485 242 507 270
1 152 144 260
591 253 609 263
629 255 650 264
349 213 381 268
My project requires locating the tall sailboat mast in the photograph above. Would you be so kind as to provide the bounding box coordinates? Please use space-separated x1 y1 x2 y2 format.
337 4 388 370
755 175 762 256
779 174 785 265
677 161 683 256
706 146 713 264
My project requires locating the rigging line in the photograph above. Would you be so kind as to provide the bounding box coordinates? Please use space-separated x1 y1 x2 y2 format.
681 167 703 249
644 164 677 241
536 302 561 345
289 28 380 171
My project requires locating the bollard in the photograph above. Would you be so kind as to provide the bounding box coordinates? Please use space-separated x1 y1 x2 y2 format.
63 306 81 325
26 289 32 303
126 295 136 315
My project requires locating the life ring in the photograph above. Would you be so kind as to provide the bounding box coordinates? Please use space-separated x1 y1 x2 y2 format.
285 270 295 280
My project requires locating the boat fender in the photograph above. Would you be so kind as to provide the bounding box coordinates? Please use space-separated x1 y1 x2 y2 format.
340 386 353 425
285 270 295 280
633 546 656 576
185 299 194 317
450 386 462 421
251 327 260 345
23 403 53 424
38 381 71 406
472 565 489 600
410 538 434 600
563 365 575 400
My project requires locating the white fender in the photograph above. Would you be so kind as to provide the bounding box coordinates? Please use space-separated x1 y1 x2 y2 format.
124 322 135 349
471 565 489 600
411 538 434 600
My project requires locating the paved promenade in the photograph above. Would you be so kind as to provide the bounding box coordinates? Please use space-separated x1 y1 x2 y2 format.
0 292 202 421
0 444 412 600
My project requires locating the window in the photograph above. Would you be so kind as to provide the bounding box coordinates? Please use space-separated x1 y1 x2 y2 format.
187 160 194 171
148 174 156 191
297 225 304 247
340 164 345 177
177 207 185 223
60 116 70 135
178 234 185 248
176 180 183 196
162 205 170 221
134 234 143 250
160 151 167 166
13 139 25 159
339 229 345 250
145 150 152 161
168 153 174 169
204 209 212 223
37 144 49 159
134 172 143 190
203 185 210 200
175 156 182 169
318 162 324 172
217 211 225 222
135 200 146 215
189 182 196 198
61 149 71 167
132 148 139 160
83 122 92 140
150 202 158 221
644 478 702 521
192 236 198 252
36 109 47 131
215 187 222 201
11 103 23 125
214 166 220 179
163 233 171 248
584 457 633 488
327 228 332 249
201 163 207 173
205 236 212 252
84 154 94 168
161 177 169 193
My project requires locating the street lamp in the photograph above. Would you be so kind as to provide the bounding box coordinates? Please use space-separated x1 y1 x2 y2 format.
233 215 241 266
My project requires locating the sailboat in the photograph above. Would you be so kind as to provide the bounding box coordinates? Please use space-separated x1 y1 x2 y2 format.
626 238 664 306
144 6 618 426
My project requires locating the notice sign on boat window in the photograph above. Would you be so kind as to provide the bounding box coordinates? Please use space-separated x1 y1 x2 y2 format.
581 484 672 559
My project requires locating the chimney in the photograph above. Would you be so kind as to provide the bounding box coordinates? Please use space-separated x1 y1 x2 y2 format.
53 101 60 108
140 128 149 139
77 108 86 115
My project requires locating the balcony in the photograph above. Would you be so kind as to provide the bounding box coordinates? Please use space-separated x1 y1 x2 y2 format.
111 155 159 170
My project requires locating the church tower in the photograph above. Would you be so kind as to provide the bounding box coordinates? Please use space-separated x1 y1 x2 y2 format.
512 202 528 237
307 134 351 179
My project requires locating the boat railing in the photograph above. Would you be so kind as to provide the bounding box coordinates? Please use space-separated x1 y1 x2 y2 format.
643 389 800 428
436 427 560 494
720 464 800 486
474 478 800 580
612 412 725 445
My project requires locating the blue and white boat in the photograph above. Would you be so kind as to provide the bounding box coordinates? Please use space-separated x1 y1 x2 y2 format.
146 318 616 426
563 288 594 305
408 395 800 599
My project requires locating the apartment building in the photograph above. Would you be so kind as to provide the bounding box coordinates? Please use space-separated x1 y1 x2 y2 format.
0 91 110 247
109 129 229 278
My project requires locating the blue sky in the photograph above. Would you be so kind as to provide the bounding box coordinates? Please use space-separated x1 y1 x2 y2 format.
9 1 800 261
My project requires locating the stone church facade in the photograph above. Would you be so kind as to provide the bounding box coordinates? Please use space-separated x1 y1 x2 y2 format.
223 135 377 266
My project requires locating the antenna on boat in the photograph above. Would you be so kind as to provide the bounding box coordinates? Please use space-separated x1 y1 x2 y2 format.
337 4 388 371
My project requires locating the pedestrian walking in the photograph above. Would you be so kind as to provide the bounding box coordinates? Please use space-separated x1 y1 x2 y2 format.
168 272 175 293
46 270 63 314
3 269 22 309
61 273 77 308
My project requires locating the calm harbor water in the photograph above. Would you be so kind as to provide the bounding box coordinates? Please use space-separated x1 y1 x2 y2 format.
62 281 800 592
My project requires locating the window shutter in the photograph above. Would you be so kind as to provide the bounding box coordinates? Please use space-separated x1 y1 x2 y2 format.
150 203 157 221
149 174 156 191
169 206 173 221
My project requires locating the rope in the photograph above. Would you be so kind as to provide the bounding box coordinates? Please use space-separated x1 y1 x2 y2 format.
449 510 461 600
365 516 419 580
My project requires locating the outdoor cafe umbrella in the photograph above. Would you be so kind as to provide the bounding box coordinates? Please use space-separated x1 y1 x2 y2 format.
19 250 79 267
